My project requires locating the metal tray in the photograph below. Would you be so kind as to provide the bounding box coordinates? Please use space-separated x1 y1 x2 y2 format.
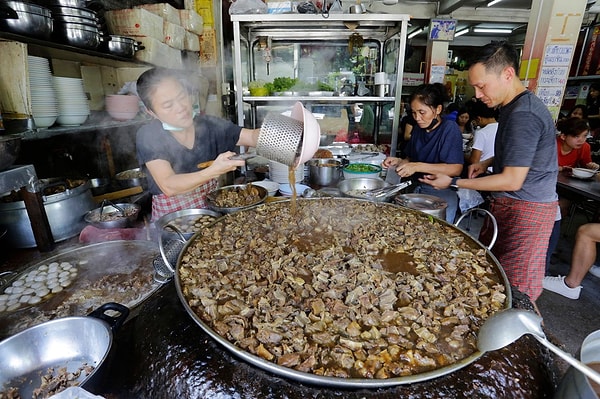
0 240 160 339
174 198 512 388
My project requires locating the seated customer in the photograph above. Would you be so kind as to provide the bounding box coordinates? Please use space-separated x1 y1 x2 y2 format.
544 223 600 299
467 100 498 173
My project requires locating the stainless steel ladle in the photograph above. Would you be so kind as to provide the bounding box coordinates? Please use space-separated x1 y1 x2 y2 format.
478 308 600 385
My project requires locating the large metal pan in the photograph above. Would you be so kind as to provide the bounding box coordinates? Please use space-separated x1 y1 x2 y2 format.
0 302 128 398
174 198 512 388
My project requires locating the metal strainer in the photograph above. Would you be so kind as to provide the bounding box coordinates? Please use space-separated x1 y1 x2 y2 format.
153 224 187 283
256 112 304 167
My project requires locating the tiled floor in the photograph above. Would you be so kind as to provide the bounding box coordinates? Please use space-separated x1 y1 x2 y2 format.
539 212 600 366
456 208 600 379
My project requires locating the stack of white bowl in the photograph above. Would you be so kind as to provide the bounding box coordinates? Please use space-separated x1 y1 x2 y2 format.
28 56 58 128
52 76 90 126
269 160 304 184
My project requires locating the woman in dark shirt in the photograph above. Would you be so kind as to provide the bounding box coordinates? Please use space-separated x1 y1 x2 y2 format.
383 83 464 222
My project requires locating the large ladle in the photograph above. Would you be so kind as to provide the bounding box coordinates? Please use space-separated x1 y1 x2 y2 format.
478 308 600 385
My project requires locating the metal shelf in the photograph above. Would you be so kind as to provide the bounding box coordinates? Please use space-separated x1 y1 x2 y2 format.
231 13 410 155
242 96 396 103
0 31 143 68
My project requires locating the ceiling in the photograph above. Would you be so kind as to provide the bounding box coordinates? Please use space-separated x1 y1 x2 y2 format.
367 0 600 45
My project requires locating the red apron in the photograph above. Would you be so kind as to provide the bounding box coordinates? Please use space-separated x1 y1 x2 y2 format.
151 179 218 221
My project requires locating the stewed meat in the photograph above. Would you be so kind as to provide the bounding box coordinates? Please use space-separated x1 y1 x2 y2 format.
179 199 507 379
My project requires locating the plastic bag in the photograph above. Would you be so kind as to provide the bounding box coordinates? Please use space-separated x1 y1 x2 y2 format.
229 0 268 15
457 188 484 212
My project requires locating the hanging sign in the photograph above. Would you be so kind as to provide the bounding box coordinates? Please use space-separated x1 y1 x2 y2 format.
538 66 569 86
542 44 573 66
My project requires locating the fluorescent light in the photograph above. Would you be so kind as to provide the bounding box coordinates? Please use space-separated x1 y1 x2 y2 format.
455 28 469 37
473 28 513 34
408 28 424 39
487 0 504 6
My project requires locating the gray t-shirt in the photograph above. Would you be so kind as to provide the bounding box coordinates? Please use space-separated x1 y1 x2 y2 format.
136 115 242 195
493 90 558 202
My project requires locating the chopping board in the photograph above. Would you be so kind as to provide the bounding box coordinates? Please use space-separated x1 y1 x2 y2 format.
0 240 160 340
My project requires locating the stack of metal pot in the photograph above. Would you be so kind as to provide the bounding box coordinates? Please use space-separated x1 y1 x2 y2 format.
46 0 104 50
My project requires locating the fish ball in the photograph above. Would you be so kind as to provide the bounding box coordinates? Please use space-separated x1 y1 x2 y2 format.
28 296 42 305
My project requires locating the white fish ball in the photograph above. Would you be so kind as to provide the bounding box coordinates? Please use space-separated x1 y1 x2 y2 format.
7 302 20 312
51 286 63 294
12 279 24 287
38 264 49 271
60 279 71 288
28 296 42 305
19 295 31 303
11 286 24 294
4 287 13 294
37 287 50 297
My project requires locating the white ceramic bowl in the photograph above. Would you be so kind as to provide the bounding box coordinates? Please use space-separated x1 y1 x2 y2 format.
33 115 57 128
343 163 383 179
251 180 279 196
56 114 88 126
572 168 596 179
278 183 310 197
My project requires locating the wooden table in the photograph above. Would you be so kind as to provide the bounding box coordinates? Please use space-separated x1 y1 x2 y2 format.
557 172 600 202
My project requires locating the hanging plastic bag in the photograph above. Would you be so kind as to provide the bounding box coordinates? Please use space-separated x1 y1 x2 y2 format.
457 188 484 212
229 0 268 15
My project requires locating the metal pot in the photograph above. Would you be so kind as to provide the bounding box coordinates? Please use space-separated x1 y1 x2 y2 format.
0 178 96 248
0 302 129 398
0 134 22 172
104 35 144 58
308 158 342 186
0 1 53 39
53 20 102 49
337 177 392 202
115 167 147 189
555 329 600 398
394 193 448 220
174 198 512 388
84 201 141 229
206 184 268 214
47 5 97 19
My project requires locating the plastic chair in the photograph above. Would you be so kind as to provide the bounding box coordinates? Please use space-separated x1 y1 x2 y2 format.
454 207 498 250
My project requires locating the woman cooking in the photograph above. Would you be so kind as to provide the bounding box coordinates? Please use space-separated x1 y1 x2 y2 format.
383 83 464 223
135 68 260 220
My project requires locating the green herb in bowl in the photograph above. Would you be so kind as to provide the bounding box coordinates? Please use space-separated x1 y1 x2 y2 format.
343 163 383 179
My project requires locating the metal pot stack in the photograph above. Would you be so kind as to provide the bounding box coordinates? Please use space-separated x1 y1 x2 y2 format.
46 0 104 50
0 1 53 39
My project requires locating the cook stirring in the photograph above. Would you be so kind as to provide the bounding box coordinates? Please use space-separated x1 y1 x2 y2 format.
135 68 260 220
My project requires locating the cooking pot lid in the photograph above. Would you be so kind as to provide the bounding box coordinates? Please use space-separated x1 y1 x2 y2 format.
395 193 448 210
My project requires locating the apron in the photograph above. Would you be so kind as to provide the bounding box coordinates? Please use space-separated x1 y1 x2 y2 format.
151 179 218 221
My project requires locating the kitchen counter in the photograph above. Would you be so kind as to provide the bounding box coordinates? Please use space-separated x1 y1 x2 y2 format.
1 217 561 398
90 282 560 399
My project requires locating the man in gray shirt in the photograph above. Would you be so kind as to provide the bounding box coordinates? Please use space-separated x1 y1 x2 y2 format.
421 41 558 304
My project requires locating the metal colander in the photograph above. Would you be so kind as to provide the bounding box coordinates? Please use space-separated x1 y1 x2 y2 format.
153 224 187 283
256 112 304 167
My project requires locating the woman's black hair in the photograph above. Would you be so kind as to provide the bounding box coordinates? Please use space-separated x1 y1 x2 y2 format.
468 41 520 76
136 67 190 112
557 117 590 137
566 104 588 119
409 83 448 110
